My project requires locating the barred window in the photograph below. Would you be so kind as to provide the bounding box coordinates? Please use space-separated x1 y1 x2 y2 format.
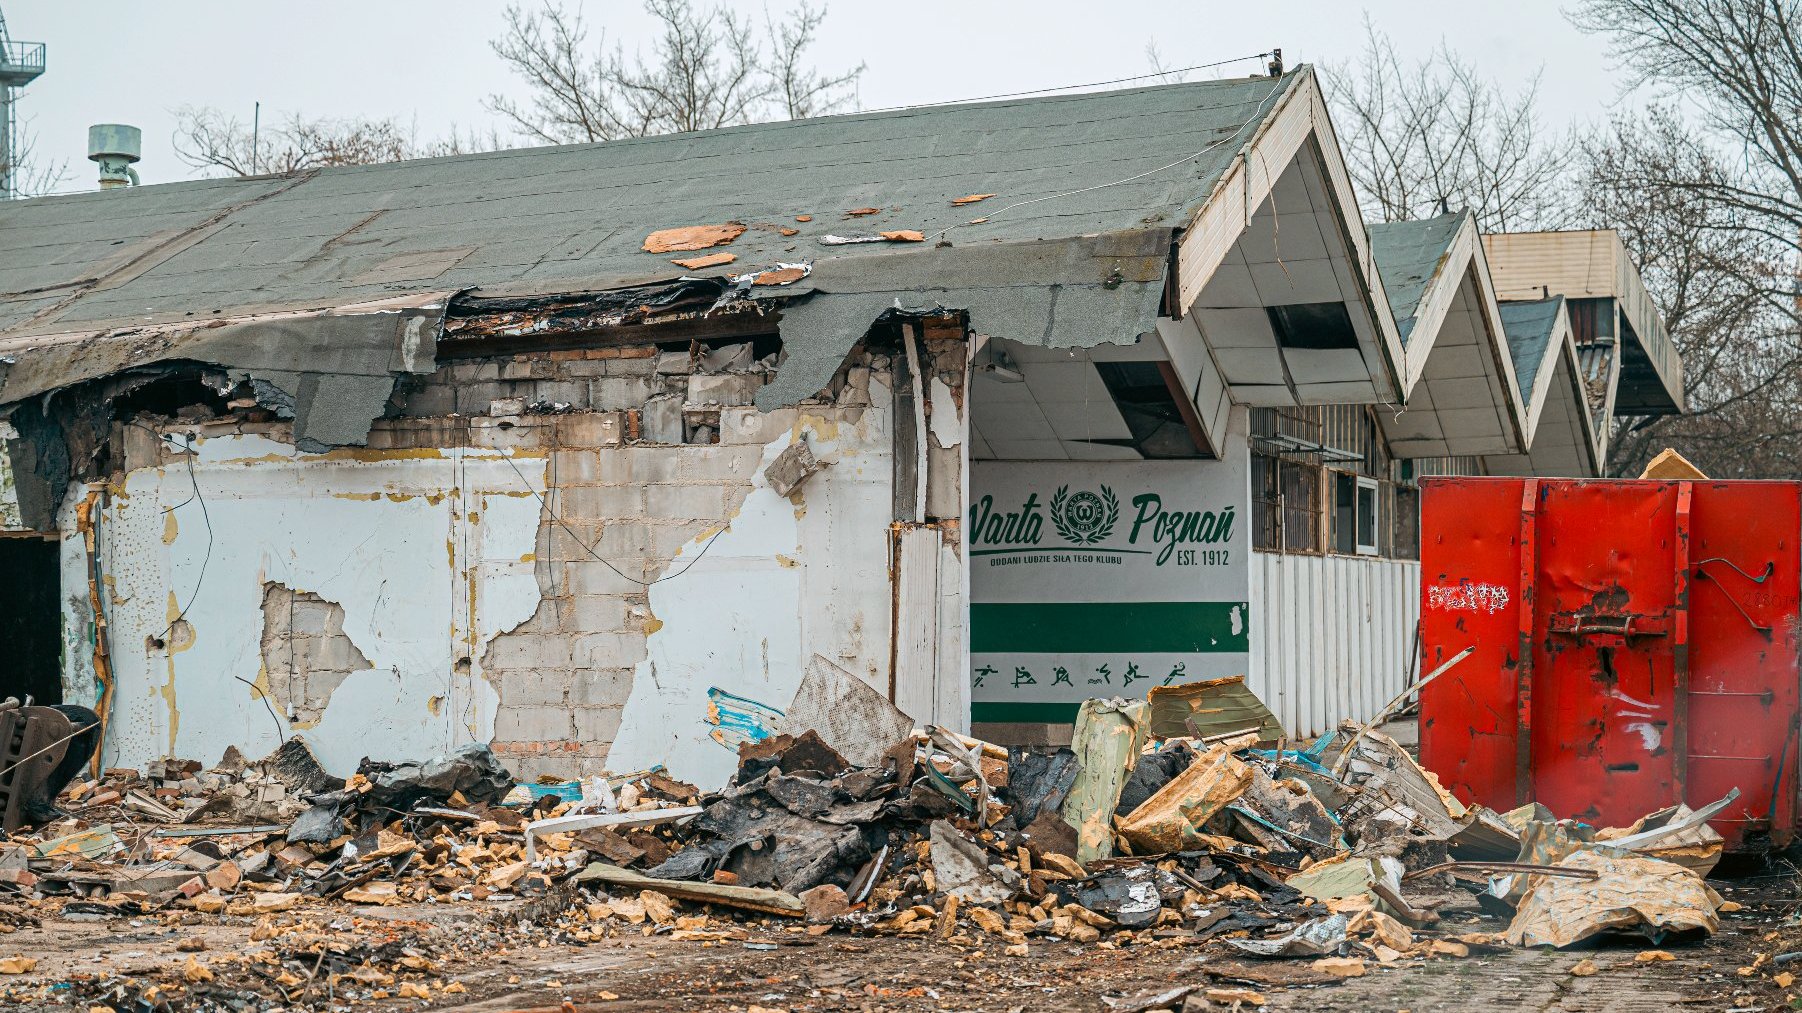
1252 453 1323 553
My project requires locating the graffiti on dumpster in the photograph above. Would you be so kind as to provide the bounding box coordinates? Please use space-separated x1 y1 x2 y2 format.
1426 582 1511 614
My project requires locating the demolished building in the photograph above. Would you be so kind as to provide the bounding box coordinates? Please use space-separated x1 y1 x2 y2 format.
0 67 1682 786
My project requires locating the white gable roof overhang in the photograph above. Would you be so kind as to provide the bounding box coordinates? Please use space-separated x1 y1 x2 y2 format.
1370 212 1528 459
1481 297 1602 477
1167 67 1406 414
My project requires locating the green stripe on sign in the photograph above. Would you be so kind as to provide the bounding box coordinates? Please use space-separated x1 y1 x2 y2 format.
970 601 1248 654
972 701 1084 723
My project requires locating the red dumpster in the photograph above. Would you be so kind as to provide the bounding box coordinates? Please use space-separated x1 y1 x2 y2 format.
1418 477 1801 850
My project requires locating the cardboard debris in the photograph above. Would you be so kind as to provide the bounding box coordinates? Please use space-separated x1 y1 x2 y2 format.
1505 850 1723 948
1145 675 1284 741
1640 447 1707 480
1114 733 1255 854
1061 699 1149 863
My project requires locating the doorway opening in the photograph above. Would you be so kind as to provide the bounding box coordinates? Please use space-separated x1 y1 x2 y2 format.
0 537 61 705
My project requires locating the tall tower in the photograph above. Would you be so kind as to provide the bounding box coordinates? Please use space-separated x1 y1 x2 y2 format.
0 7 45 199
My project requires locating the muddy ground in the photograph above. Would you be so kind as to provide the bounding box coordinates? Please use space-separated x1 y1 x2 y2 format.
3 869 1798 1012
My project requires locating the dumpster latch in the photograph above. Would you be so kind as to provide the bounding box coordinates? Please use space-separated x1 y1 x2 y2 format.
1548 611 1671 647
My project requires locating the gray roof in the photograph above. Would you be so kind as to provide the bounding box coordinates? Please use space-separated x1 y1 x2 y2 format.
2 74 1294 327
1497 296 1565 405
1368 211 1468 350
0 71 1308 419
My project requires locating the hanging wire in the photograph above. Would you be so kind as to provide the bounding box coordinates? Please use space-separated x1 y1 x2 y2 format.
126 422 214 643
501 452 726 588
858 52 1276 114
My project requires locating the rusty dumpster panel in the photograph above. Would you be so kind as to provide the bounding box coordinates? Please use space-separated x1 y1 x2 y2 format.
1419 477 1802 850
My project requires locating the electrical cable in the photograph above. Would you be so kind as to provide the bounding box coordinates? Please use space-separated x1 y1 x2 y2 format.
501 452 726 588
233 674 285 743
859 52 1275 114
126 421 214 643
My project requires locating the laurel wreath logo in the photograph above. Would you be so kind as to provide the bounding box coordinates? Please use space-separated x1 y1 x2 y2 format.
1049 485 1119 545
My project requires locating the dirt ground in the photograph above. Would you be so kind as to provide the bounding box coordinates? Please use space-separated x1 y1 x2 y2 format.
4 868 1798 1012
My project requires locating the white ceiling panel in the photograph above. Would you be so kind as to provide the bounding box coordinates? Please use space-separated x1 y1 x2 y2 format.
986 438 1071 460
1022 359 1113 402
1195 307 1276 348
1041 400 1133 441
1212 346 1289 385
1063 441 1143 461
1249 258 1341 305
1282 347 1369 385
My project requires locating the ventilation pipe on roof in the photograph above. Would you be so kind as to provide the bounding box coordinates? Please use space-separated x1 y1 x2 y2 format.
87 123 140 189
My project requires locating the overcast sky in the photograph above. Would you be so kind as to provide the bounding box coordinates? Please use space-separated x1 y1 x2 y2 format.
13 0 1635 193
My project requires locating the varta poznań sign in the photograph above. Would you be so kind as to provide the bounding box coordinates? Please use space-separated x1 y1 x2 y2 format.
968 460 1251 724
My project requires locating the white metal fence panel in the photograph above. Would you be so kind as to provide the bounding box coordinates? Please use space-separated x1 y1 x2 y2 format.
1248 551 1421 739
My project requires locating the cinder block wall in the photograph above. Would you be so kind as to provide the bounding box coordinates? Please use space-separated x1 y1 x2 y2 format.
374 342 884 780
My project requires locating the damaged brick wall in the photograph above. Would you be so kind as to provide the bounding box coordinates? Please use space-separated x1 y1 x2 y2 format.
61 323 899 782
372 339 891 781
257 582 375 729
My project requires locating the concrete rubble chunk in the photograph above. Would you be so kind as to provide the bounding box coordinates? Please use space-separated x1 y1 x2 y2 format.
929 820 1021 904
764 438 825 497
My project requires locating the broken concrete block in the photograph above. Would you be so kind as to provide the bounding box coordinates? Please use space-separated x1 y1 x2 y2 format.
929 821 1021 904
0 868 37 889
204 861 242 892
655 351 694 375
643 394 684 444
764 439 825 497
800 883 849 923
174 846 221 872
489 397 527 417
838 366 871 407
687 372 763 406
699 342 754 373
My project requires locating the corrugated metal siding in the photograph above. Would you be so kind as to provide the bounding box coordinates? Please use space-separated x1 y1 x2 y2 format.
1248 550 1421 739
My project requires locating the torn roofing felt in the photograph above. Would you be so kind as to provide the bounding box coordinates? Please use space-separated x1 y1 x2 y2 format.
0 71 1303 413
1368 212 1469 351
1497 297 1566 408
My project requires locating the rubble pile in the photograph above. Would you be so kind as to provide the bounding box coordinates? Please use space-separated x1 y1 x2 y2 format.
0 679 1747 1010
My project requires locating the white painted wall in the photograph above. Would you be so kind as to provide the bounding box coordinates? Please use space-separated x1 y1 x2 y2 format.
60 433 544 775
1248 549 1421 739
605 394 895 788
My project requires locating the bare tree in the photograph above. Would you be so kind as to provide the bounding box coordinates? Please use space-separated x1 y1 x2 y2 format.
1571 0 1802 478
172 108 509 178
1581 109 1802 476
1326 22 1578 232
173 107 420 176
4 121 68 197
1572 1 1802 279
487 0 863 145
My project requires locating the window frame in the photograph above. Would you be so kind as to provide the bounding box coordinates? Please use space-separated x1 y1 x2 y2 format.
1355 476 1380 556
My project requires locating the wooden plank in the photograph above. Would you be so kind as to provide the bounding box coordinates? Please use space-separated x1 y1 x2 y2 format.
892 523 941 722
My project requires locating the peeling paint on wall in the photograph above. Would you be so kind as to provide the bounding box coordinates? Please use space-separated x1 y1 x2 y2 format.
605 382 894 788
61 431 545 775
